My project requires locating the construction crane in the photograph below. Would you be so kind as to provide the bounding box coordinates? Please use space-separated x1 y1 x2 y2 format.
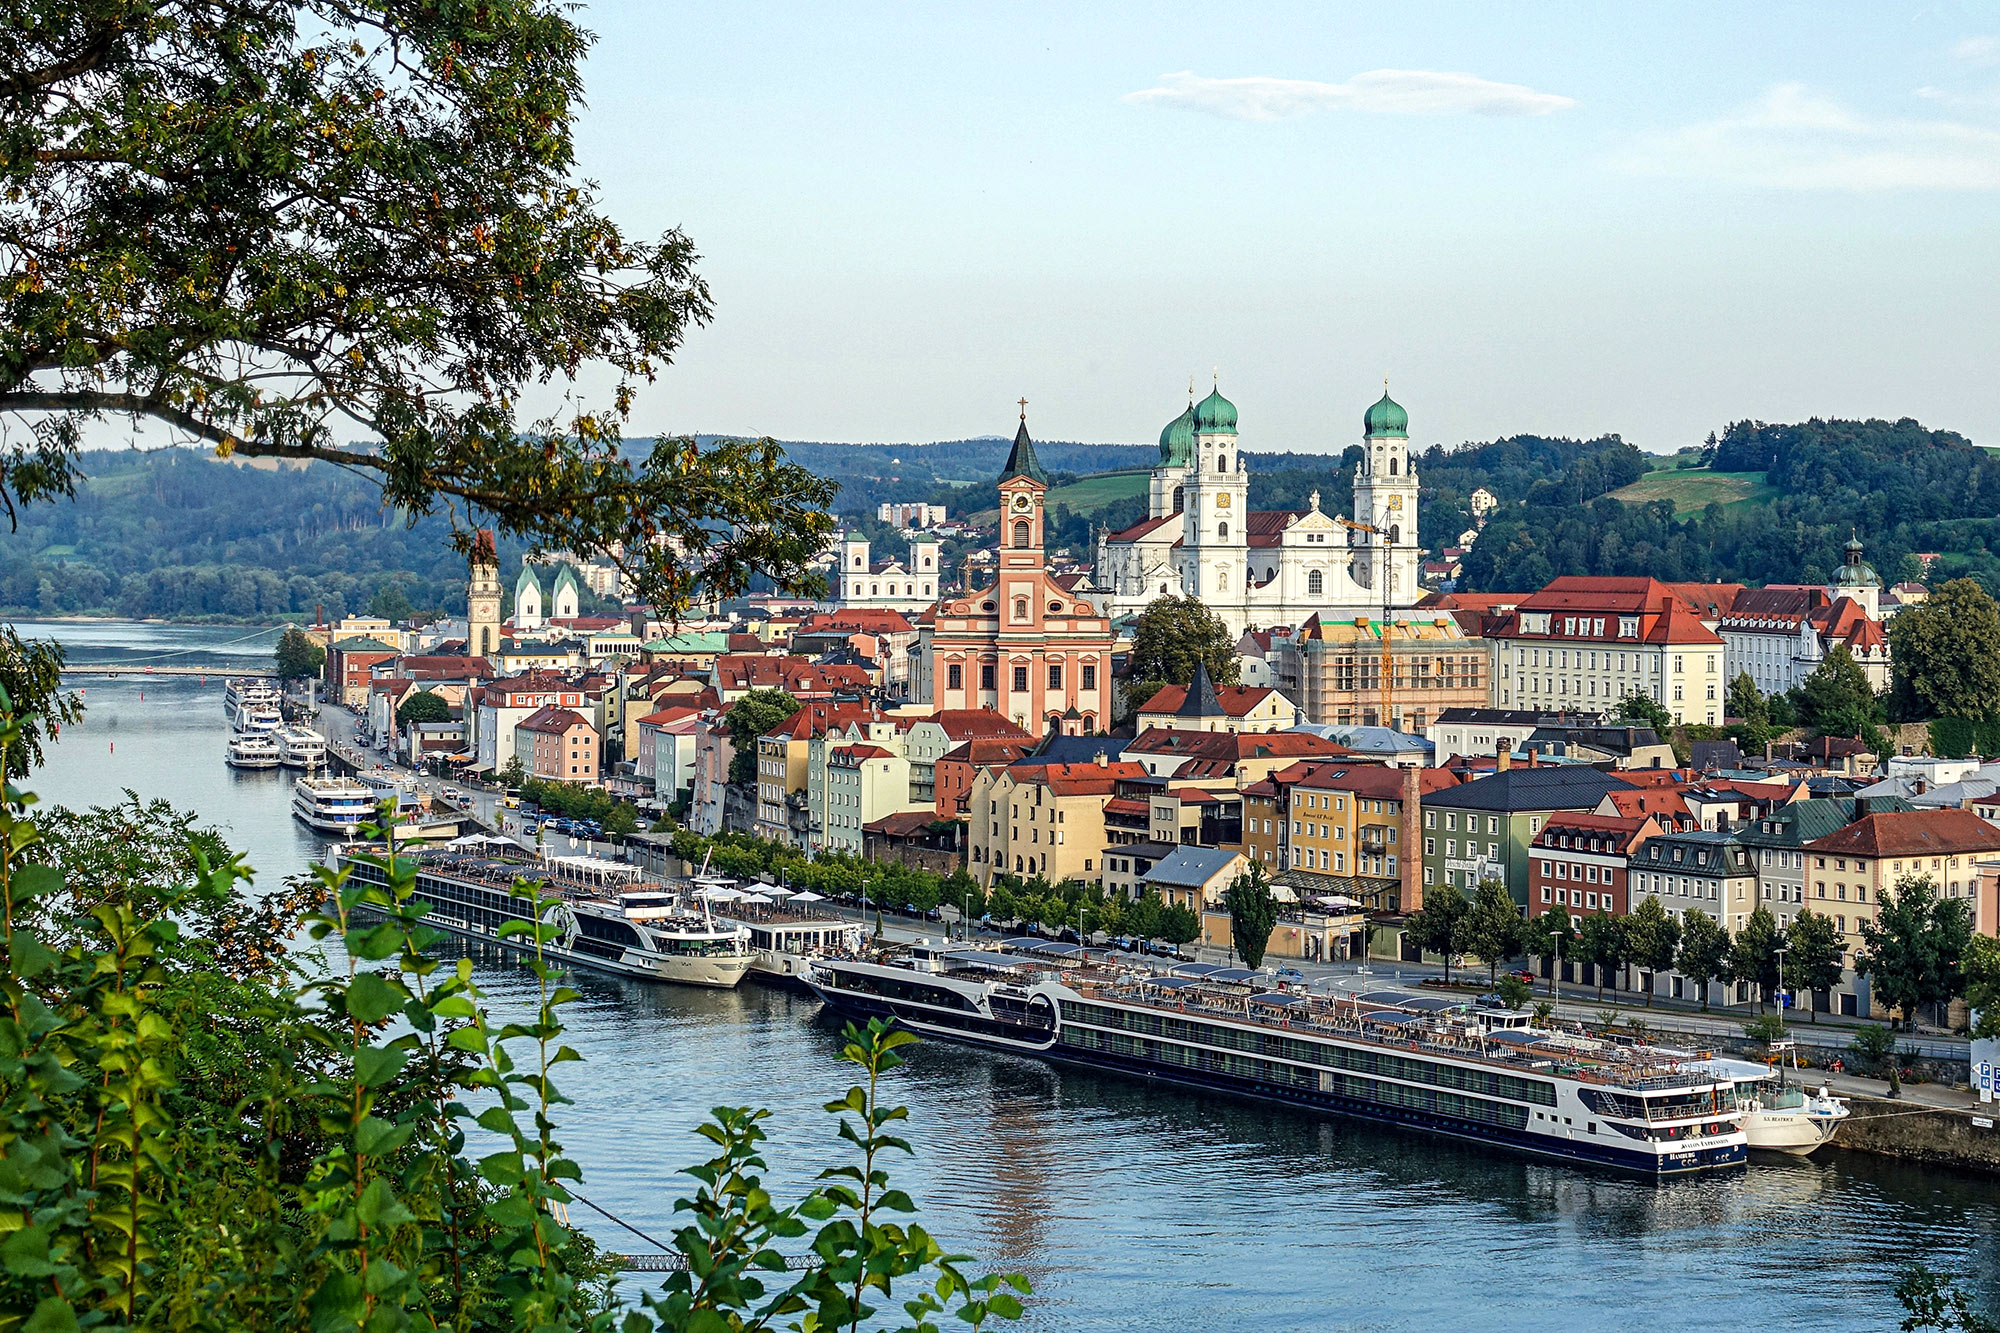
1342 517 1398 731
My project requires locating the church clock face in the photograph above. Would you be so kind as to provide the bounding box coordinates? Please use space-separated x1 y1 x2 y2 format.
1012 494 1031 511
1216 494 1232 509
1387 494 1403 511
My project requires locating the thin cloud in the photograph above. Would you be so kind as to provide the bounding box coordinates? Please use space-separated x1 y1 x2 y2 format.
1122 69 1575 121
1951 35 2000 68
1617 83 2000 190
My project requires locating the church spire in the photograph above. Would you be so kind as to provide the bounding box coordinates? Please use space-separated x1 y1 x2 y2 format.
999 403 1050 486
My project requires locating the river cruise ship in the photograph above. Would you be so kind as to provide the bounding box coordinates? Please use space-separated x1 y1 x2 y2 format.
292 776 380 836
226 733 281 769
805 942 1748 1177
276 727 328 769
332 846 754 988
224 677 282 717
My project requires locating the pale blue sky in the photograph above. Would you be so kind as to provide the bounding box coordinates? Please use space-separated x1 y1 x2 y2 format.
566 3 2000 456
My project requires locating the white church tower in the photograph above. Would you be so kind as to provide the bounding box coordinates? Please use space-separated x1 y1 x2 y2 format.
1351 387 1421 607
1178 384 1250 602
1149 391 1194 519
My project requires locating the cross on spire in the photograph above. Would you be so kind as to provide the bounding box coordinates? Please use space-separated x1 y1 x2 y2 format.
1017 396 1028 421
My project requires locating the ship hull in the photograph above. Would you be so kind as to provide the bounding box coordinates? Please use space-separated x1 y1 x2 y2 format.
364 903 754 988
807 974 1743 1178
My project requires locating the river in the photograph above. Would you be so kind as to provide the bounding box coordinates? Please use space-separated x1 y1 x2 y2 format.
17 619 2000 1332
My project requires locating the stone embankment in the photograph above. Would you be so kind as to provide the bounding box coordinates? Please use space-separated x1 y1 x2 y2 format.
1832 1094 2000 1175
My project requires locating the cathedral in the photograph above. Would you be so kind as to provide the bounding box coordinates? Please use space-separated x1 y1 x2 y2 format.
1093 385 1425 635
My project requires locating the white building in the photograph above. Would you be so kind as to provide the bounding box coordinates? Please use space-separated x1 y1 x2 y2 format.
877 501 948 529
1718 540 1890 695
513 562 580 631
1094 386 1424 636
834 533 942 614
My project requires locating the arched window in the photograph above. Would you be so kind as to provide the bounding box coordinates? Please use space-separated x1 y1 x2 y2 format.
1013 520 1031 548
1171 486 1184 513
1082 713 1095 731
870 583 879 596
1308 569 1324 596
1389 524 1401 544
1218 521 1229 539
1218 454 1229 472
1389 456 1399 476
1013 597 1028 621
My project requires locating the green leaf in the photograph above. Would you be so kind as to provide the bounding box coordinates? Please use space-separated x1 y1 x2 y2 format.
1 1223 62 1278
354 1114 412 1157
21 1296 79 1333
345 971 403 1024
8 929 57 979
355 1177 417 1229
353 1045 408 1088
9 862 64 903
308 1271 364 1333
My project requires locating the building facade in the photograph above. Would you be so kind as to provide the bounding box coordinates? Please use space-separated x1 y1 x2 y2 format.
834 532 942 614
1276 612 1490 732
918 417 1116 733
1094 388 1425 636
1488 578 1732 725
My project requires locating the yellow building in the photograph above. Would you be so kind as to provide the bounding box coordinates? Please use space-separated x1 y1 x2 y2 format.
967 756 1150 887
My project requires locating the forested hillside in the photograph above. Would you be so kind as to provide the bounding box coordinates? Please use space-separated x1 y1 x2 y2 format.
1460 418 1997 593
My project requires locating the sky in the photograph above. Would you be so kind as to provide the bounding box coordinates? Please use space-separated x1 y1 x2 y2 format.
553 1 2000 458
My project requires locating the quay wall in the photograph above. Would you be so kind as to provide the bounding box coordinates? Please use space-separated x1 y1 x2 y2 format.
1833 1095 2000 1176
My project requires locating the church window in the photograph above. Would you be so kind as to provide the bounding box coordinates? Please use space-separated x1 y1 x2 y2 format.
980 664 996 690
1388 525 1400 544
1172 486 1184 513
1218 522 1229 539
1013 597 1028 621
1082 664 1097 690
947 664 962 691
1012 520 1031 549
1013 666 1029 692
1308 570 1324 596
1219 454 1229 471
1389 457 1398 475
870 584 878 596
1048 664 1063 689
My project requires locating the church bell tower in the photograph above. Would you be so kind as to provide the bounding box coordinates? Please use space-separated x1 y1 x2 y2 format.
1353 386 1420 608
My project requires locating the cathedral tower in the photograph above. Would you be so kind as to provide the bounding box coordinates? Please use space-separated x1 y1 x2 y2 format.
1149 392 1194 520
997 403 1048 574
1352 388 1421 607
1180 384 1249 600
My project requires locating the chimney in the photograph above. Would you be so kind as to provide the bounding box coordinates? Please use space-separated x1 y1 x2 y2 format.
1095 750 1108 768
1401 763 1424 915
1527 748 1539 769
1496 739 1511 773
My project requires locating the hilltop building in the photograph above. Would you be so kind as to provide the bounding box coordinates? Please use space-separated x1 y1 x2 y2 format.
1718 537 1891 695
1093 385 1424 635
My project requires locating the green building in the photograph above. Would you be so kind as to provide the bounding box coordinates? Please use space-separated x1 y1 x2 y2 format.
1421 766 1633 907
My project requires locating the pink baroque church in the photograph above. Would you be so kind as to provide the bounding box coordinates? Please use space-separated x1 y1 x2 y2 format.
914 408 1115 735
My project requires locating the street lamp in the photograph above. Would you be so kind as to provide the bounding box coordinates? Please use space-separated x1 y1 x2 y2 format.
964 890 974 944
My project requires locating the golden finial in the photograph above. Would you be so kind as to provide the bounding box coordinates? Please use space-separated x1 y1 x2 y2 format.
1017 396 1028 422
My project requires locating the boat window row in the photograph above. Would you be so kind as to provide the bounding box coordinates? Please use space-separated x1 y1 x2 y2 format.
1064 1027 1530 1131
1061 1001 1558 1107
828 969 978 1012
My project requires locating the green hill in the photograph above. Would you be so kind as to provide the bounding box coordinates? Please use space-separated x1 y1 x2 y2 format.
970 469 1150 524
1608 467 1778 515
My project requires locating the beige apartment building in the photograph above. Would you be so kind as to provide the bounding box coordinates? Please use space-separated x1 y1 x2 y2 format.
1274 613 1491 732
967 756 1149 887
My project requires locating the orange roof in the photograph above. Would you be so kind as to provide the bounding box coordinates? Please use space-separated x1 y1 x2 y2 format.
1137 683 1283 717
1804 809 2000 858
795 609 917 636
635 705 702 727
1126 730 1347 763
940 737 1036 767
1533 811 1657 851
926 709 1033 742
1601 789 1692 822
516 705 590 735
1010 759 1148 796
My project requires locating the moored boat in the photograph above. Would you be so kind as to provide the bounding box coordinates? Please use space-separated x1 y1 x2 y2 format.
332 845 753 988
226 733 282 769
292 776 380 836
806 943 1750 1177
691 870 865 985
1696 1047 1849 1155
276 726 327 769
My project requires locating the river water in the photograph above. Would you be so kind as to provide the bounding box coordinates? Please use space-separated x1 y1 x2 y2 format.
18 620 2000 1332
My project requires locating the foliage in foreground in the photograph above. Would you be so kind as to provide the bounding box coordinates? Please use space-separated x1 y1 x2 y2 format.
0 692 1021 1330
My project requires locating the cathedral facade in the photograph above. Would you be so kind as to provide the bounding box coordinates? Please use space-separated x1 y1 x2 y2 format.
1093 387 1424 636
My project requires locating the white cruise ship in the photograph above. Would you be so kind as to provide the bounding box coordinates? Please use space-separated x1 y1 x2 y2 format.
224 677 283 717
806 943 1750 1177
275 727 327 769
333 847 754 988
225 733 282 769
233 701 283 734
292 776 381 836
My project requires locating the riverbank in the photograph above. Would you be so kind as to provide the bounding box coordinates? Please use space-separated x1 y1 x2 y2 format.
1832 1091 2000 1175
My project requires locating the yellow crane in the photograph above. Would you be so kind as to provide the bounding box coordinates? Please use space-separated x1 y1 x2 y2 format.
1343 517 1398 731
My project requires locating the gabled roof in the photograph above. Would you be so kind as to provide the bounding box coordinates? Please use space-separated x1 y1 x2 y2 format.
1599 788 1693 823
922 709 1033 742
1138 680 1282 718
795 609 917 636
1143 845 1244 888
517 705 589 735
939 736 1036 768
332 637 399 655
1008 759 1148 796
1803 808 2000 858
1126 730 1349 764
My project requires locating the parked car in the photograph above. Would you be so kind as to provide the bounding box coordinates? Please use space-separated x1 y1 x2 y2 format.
1506 968 1537 985
440 786 462 803
1273 967 1306 983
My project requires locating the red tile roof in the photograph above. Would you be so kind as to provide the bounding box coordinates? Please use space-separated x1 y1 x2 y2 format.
1137 683 1284 718
1009 759 1148 796
795 609 917 636
1804 809 2000 858
517 705 590 735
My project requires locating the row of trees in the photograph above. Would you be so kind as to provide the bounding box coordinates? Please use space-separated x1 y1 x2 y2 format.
665 827 1203 944
1405 874 1991 1029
